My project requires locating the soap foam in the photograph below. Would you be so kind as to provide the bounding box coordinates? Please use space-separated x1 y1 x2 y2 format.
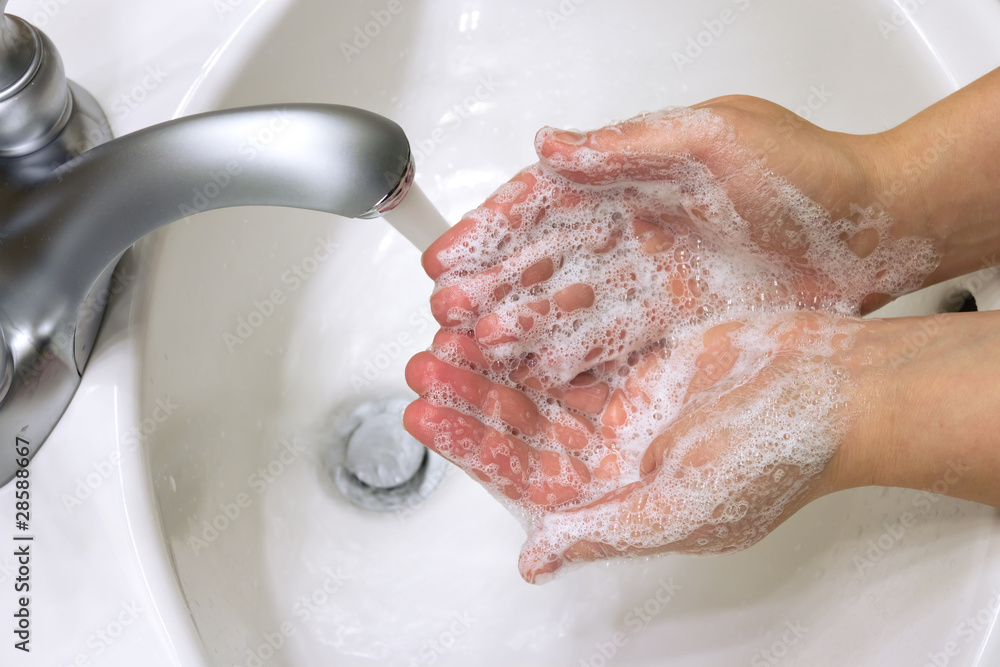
421 107 939 570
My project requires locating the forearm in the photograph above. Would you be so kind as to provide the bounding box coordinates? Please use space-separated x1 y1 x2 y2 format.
838 310 1000 506
868 66 1000 283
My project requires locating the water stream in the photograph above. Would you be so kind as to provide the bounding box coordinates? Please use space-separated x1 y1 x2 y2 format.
383 183 451 252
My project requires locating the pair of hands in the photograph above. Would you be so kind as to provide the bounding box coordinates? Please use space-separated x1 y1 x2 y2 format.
401 95 967 582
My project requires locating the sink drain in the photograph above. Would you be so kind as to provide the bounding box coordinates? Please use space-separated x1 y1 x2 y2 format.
324 398 446 512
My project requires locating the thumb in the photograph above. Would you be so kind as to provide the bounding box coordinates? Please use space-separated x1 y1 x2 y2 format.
533 108 724 186
517 518 575 584
517 504 630 584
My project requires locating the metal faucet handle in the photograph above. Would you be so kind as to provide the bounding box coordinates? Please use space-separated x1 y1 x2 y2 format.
0 3 414 487
0 0 33 89
0 1 73 156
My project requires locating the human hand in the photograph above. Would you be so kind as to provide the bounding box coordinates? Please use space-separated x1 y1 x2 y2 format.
426 97 939 346
401 99 965 583
423 101 938 391
406 308 885 582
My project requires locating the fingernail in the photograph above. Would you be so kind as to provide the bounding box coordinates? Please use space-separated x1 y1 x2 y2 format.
551 129 588 146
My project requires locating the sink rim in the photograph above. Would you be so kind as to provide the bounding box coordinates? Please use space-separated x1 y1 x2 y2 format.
118 0 1000 665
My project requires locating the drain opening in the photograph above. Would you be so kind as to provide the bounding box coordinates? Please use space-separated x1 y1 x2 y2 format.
324 398 446 512
941 290 977 313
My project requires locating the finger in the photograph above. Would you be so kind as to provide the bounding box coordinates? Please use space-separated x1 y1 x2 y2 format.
517 479 652 583
559 380 611 415
640 430 677 477
477 302 676 416
427 180 614 331
534 109 723 186
423 334 602 454
424 159 628 286
682 321 745 402
406 351 543 437
600 389 635 439
408 349 603 457
402 399 590 508
552 283 596 312
429 244 556 329
403 399 484 466
473 224 716 383
429 329 492 369
471 281 594 349
428 264 503 328
422 167 542 280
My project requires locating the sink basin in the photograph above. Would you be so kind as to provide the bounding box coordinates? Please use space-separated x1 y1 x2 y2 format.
120 1 1000 665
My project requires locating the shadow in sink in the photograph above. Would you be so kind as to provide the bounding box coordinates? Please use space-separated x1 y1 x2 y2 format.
137 0 1000 665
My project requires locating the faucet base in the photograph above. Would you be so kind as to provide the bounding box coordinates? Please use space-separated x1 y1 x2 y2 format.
65 82 117 372
0 13 411 488
0 79 114 486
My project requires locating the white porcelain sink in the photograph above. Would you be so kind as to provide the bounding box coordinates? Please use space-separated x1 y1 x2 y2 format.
131 1 1000 665
5 0 1000 665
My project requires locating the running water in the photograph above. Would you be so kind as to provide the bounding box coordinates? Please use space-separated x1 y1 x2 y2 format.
383 183 451 252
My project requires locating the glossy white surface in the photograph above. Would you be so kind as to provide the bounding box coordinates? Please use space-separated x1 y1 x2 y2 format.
2 0 1000 665
0 1 265 665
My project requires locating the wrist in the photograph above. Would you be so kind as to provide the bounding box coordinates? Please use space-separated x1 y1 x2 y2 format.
832 311 1000 505
816 315 908 495
858 68 1000 284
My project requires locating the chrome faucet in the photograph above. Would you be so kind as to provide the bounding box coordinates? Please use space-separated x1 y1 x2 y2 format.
0 2 413 485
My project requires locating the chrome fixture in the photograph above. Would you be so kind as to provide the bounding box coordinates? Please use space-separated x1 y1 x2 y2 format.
0 2 413 485
324 398 448 512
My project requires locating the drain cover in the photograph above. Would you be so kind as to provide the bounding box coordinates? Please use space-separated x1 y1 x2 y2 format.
324 398 446 511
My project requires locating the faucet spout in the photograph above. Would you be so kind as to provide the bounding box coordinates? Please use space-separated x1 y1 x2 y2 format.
0 0 415 488
0 103 412 486
6 104 411 332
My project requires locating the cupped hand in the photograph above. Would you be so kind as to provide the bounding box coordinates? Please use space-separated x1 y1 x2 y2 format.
404 98 937 583
405 311 875 583
423 98 937 386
